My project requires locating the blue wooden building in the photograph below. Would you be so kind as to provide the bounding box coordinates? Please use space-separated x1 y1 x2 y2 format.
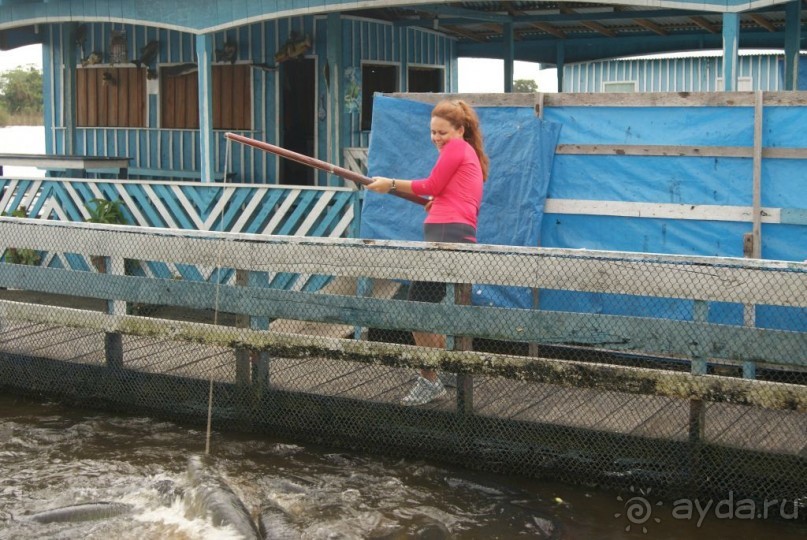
562 51 807 93
1 1 805 185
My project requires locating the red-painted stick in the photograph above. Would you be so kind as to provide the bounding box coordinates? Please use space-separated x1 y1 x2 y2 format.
224 132 427 206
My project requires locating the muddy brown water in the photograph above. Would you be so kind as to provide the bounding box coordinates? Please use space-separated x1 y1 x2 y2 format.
0 394 804 539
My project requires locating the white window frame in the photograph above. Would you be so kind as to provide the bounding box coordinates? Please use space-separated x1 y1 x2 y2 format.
602 80 638 93
716 76 754 91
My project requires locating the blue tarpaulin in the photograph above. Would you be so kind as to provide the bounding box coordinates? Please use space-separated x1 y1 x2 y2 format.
542 104 806 330
360 95 562 308
361 95 804 330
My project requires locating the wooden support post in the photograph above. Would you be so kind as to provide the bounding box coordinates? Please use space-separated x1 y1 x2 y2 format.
104 255 125 369
742 92 764 380
353 276 373 340
196 34 215 183
503 22 514 94
784 0 802 91
234 270 271 399
688 299 708 485
326 13 343 184
453 282 474 416
61 24 77 155
234 269 251 389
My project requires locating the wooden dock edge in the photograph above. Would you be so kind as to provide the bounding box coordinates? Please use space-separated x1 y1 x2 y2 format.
2 299 804 414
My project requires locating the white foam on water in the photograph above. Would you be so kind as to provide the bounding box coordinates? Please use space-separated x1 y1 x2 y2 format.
133 496 246 540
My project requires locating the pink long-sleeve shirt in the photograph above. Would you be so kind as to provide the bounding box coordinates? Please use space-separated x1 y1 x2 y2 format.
410 138 484 228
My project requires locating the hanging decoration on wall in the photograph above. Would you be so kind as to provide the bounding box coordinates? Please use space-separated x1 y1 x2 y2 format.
81 51 103 67
73 23 87 60
109 30 128 65
215 41 238 64
344 66 360 114
133 40 159 69
318 93 326 121
102 71 116 87
274 31 311 64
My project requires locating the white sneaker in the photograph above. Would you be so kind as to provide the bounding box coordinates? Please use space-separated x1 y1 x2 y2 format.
401 376 447 406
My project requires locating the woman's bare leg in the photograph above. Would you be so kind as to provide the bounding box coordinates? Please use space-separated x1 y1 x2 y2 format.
413 331 444 382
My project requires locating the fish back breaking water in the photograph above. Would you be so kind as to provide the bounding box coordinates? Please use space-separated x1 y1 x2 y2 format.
0 395 804 539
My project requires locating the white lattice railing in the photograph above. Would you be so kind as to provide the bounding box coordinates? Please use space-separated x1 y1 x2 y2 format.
343 147 369 179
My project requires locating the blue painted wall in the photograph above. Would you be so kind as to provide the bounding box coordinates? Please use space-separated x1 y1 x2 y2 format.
563 53 798 93
41 15 456 184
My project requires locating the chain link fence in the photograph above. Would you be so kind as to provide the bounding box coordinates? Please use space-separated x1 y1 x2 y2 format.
0 217 805 513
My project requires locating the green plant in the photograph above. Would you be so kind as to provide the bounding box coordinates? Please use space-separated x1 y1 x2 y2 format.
85 198 126 224
84 198 129 273
1 206 42 265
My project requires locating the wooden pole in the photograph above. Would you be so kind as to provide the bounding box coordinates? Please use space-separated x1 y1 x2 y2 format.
224 132 427 206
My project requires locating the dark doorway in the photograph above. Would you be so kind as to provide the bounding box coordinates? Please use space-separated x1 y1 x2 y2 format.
361 64 398 131
280 58 315 185
408 67 443 93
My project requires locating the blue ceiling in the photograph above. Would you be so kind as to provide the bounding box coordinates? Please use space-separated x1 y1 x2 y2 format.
0 0 804 64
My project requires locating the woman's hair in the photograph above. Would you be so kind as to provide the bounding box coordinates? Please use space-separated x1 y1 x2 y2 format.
431 99 489 181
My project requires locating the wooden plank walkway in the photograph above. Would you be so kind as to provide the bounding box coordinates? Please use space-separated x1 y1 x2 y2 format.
2 317 804 457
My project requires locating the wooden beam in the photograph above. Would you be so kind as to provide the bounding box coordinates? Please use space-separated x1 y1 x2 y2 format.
2 301 805 413
539 91 807 107
2 219 804 307
542 199 788 225
748 13 777 32
439 24 486 42
527 21 567 39
507 6 567 39
690 16 720 34
579 20 617 37
751 91 763 258
554 143 807 159
561 6 617 37
633 18 668 36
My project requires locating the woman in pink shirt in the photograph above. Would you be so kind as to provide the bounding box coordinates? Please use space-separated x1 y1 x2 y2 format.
367 99 489 406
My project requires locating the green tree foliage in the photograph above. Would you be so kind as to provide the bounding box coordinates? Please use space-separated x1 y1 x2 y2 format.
0 66 43 115
513 78 539 93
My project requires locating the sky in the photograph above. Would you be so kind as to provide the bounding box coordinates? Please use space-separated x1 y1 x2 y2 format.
0 44 559 92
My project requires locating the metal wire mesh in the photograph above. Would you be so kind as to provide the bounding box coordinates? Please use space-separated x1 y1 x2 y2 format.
0 217 805 512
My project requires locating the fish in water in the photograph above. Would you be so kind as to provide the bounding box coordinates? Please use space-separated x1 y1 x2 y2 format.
215 40 238 64
163 62 198 78
26 501 133 524
153 478 184 506
258 499 301 540
274 32 311 64
133 40 159 69
185 455 261 539
81 51 103 67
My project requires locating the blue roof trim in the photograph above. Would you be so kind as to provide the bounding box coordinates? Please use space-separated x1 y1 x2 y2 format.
0 0 798 34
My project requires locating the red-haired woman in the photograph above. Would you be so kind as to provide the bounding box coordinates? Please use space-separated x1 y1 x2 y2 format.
367 99 489 406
